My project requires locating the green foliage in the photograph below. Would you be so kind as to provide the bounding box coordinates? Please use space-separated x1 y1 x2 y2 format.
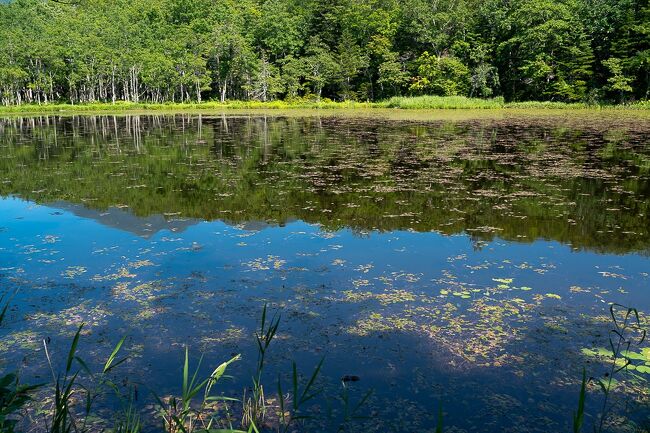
14 302 373 432
470 63 500 98
41 324 128 433
603 58 634 101
435 404 443 433
497 0 595 101
576 304 648 433
593 304 646 433
0 374 39 433
277 359 324 433
410 52 470 96
0 296 41 432
242 304 280 429
154 347 241 433
385 95 504 109
0 0 647 104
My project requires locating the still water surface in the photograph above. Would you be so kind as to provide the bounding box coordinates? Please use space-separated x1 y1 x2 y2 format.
0 113 649 432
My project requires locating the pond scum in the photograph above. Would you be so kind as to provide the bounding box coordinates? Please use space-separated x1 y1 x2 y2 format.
0 297 648 433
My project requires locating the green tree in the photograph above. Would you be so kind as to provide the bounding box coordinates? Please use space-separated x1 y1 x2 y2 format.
0 0 648 104
410 51 470 96
603 57 634 101
336 34 369 100
498 0 594 101
302 37 339 100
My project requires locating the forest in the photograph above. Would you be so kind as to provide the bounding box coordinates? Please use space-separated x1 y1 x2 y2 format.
0 0 648 106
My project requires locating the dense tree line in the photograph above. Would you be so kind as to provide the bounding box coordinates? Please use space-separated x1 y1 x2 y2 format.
0 0 648 105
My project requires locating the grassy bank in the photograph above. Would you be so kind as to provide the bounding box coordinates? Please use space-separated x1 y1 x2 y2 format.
384 95 650 110
0 96 648 115
0 99 373 114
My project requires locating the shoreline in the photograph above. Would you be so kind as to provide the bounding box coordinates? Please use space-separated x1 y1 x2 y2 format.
0 97 649 117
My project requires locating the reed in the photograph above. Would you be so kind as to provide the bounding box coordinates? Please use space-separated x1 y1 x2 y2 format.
153 347 242 433
241 304 280 429
42 324 127 433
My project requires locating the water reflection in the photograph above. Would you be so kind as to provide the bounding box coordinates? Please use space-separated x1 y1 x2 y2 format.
1 114 649 253
0 114 649 432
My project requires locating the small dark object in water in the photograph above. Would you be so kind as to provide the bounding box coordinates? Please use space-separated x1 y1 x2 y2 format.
342 375 360 382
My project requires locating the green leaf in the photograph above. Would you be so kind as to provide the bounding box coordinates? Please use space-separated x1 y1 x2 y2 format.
636 365 650 374
66 324 83 374
103 335 127 374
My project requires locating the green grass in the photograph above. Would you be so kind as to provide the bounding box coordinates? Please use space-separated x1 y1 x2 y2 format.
0 95 648 115
382 95 506 109
385 95 650 110
0 99 373 114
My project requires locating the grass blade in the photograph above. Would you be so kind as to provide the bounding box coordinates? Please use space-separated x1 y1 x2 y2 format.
103 335 127 374
573 368 587 433
66 324 84 374
435 403 443 433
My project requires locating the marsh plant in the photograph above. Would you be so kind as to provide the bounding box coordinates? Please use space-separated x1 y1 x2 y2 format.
276 359 324 433
0 301 375 433
573 303 648 433
242 304 280 430
41 324 127 433
0 295 42 433
153 348 241 433
4 298 650 432
595 304 646 432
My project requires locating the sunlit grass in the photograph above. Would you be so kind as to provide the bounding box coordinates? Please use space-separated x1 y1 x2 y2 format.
0 96 648 114
383 95 505 109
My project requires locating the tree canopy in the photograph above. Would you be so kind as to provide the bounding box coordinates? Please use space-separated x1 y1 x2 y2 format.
0 0 648 105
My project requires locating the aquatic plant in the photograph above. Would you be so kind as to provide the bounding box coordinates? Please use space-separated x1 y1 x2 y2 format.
0 301 374 433
242 304 280 429
331 381 374 433
573 303 648 433
435 404 443 433
113 391 141 433
42 324 127 433
0 373 39 433
153 347 241 433
276 359 323 433
594 304 646 433
0 296 41 432
13 297 650 432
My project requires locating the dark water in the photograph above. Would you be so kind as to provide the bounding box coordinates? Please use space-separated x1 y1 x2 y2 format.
1 113 649 432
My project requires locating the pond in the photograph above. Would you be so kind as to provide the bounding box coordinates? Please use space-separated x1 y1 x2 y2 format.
0 111 649 432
